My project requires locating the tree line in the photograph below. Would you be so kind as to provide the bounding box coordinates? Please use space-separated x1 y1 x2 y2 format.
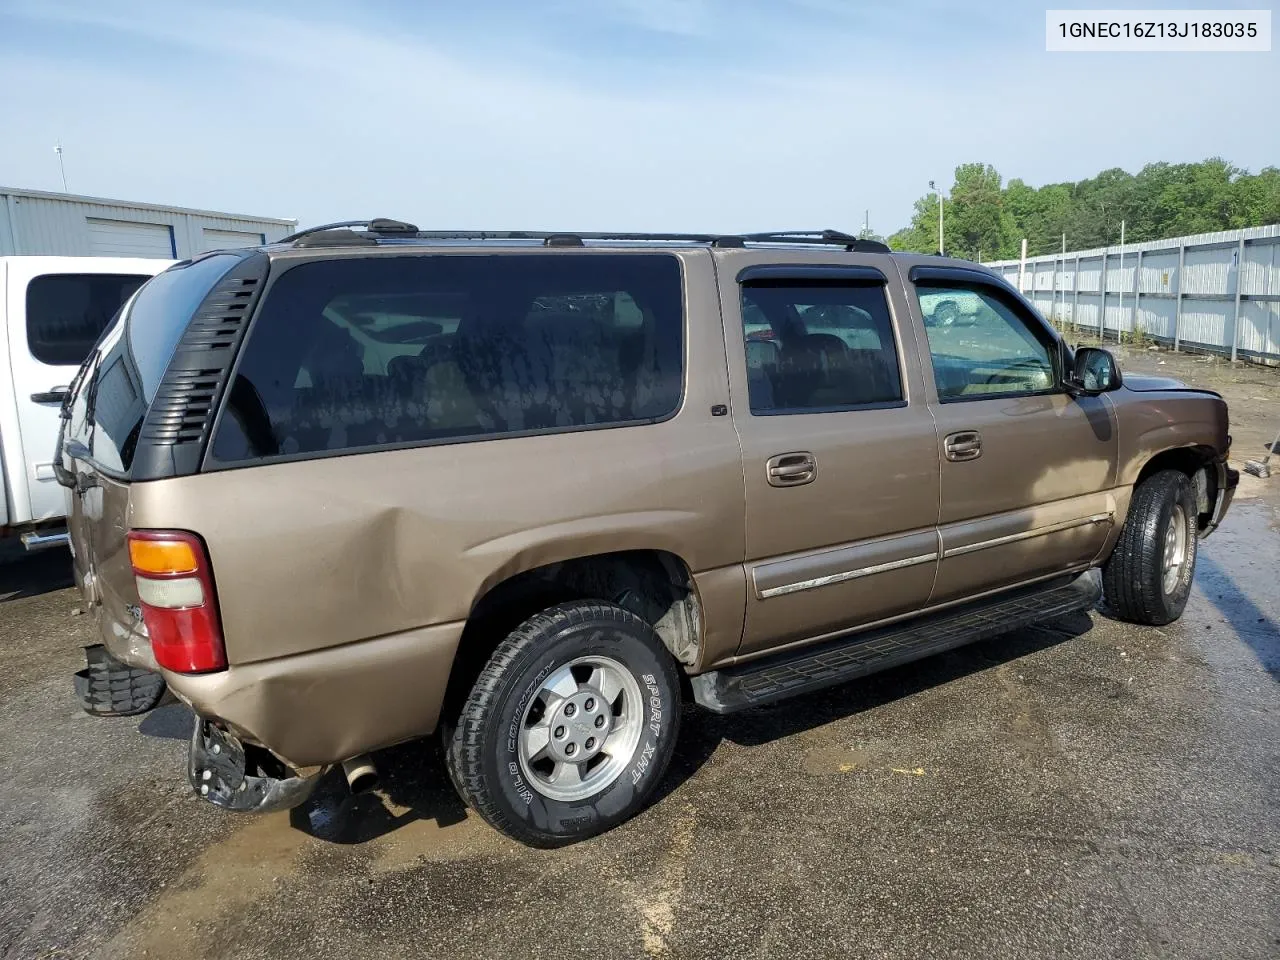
887 159 1280 262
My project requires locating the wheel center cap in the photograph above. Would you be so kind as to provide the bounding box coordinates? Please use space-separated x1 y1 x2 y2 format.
547 687 610 763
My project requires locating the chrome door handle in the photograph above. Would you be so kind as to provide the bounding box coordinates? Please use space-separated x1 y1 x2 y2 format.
944 430 982 462
766 452 817 487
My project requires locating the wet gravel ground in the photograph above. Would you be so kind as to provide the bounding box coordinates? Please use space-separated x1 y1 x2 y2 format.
1 348 1278 960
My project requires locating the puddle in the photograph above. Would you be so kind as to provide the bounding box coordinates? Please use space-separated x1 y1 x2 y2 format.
801 742 877 774
101 812 309 960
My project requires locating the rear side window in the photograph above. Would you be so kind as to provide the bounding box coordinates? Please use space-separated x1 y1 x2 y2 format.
70 254 242 474
210 254 683 463
25 273 149 366
740 283 903 414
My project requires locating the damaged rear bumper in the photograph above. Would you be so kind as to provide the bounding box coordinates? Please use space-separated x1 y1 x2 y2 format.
188 719 324 813
163 619 463 771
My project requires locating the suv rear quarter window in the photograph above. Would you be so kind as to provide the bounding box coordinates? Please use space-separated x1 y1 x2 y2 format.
67 254 244 475
210 253 684 464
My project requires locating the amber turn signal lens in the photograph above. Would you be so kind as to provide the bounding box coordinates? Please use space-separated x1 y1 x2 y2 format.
128 538 199 575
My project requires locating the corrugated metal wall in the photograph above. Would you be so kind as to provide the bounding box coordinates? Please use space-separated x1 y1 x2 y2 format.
985 225 1280 362
0 187 295 258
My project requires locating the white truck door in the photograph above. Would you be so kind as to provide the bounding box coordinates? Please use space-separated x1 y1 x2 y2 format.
4 257 169 523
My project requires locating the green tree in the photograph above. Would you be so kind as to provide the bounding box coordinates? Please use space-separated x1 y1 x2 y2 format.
946 163 1018 260
889 192 943 253
1234 166 1280 226
891 158 1280 259
890 164 1018 260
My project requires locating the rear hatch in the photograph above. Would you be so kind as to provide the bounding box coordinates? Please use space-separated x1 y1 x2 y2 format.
59 253 261 669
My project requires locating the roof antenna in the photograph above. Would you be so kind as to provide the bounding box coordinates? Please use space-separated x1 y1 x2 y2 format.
54 142 68 192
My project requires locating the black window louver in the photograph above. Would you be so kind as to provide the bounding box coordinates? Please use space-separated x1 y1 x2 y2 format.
132 255 269 480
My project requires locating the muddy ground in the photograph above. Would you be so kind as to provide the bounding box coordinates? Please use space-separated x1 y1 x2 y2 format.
1 345 1278 960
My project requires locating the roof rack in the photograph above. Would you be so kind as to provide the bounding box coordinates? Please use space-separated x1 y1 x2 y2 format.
279 222 892 253
739 230 891 253
280 218 420 246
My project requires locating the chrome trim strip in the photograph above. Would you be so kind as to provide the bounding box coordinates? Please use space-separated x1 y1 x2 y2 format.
758 551 939 600
942 513 1112 559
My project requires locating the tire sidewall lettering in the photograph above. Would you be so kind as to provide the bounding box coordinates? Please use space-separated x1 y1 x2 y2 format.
489 621 677 838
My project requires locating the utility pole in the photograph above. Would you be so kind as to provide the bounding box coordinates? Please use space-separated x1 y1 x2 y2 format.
929 180 944 255
54 143 68 192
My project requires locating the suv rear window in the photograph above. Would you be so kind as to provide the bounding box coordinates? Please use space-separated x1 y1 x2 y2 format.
67 254 243 475
210 254 683 463
25 273 150 366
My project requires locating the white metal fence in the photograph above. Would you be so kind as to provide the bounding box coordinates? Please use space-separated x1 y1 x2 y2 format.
984 225 1280 362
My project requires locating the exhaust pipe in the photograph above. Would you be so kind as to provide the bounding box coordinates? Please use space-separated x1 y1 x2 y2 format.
341 755 378 794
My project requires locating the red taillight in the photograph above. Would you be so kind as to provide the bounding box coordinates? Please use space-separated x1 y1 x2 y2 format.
127 530 227 674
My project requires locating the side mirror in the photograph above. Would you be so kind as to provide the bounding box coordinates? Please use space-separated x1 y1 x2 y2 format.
1066 346 1122 396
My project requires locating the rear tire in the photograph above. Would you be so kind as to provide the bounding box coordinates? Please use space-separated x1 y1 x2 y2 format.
1102 470 1198 626
74 645 167 716
445 601 681 847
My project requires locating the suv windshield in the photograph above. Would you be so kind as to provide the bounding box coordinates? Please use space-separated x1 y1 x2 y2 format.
66 254 243 476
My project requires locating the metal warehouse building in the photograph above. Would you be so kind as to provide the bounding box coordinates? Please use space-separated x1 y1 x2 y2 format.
0 186 296 258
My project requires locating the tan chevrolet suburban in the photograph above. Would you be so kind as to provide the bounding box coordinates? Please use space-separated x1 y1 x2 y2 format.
59 223 1238 846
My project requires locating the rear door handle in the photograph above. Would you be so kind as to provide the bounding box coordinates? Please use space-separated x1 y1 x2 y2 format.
943 430 982 462
766 452 817 487
31 386 70 405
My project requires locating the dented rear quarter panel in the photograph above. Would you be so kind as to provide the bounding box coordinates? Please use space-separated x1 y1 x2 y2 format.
127 250 749 669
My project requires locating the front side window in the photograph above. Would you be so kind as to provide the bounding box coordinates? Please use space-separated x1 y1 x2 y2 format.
739 282 903 414
25 273 150 366
211 254 683 462
917 283 1056 401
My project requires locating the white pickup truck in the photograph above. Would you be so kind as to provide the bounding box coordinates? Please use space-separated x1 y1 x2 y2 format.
2 256 170 548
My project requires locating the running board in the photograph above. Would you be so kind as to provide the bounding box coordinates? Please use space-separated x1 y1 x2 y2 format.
691 570 1101 714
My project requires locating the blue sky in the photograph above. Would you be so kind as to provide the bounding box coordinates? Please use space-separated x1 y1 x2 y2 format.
1 0 1276 234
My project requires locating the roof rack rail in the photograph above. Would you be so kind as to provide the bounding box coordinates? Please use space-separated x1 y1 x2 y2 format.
278 224 892 252
740 230 891 253
279 218 421 244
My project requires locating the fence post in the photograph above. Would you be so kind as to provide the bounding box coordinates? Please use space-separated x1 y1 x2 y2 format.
1099 251 1107 339
1074 255 1080 332
1133 248 1143 338
1231 236 1245 361
1059 256 1070 327
1173 243 1185 352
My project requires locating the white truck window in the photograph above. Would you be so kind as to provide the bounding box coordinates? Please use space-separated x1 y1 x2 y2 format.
25 274 149 367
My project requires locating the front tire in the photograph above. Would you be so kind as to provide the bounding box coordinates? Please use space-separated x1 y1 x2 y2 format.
446 602 681 847
1102 470 1198 625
